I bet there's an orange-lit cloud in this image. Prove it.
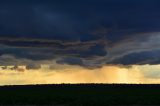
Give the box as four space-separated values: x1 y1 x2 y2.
1 64 160 85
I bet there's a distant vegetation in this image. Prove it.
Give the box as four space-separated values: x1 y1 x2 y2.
0 84 160 105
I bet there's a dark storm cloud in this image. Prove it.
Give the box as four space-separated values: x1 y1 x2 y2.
0 0 160 67
1 0 160 39
109 50 160 65
57 57 83 65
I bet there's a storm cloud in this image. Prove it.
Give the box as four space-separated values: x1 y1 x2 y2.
0 0 160 68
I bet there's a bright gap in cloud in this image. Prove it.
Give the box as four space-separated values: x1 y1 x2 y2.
0 64 160 85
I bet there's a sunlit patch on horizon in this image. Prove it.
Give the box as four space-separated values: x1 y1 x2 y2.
1 64 160 85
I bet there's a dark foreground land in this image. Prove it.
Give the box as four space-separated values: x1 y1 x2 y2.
0 84 160 105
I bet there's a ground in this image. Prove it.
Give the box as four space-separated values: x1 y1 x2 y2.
0 84 160 105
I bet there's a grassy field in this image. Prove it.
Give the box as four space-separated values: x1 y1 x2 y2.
0 84 160 105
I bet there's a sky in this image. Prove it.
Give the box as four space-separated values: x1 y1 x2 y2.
1 0 160 85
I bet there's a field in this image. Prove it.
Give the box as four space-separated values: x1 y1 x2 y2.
0 84 160 105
